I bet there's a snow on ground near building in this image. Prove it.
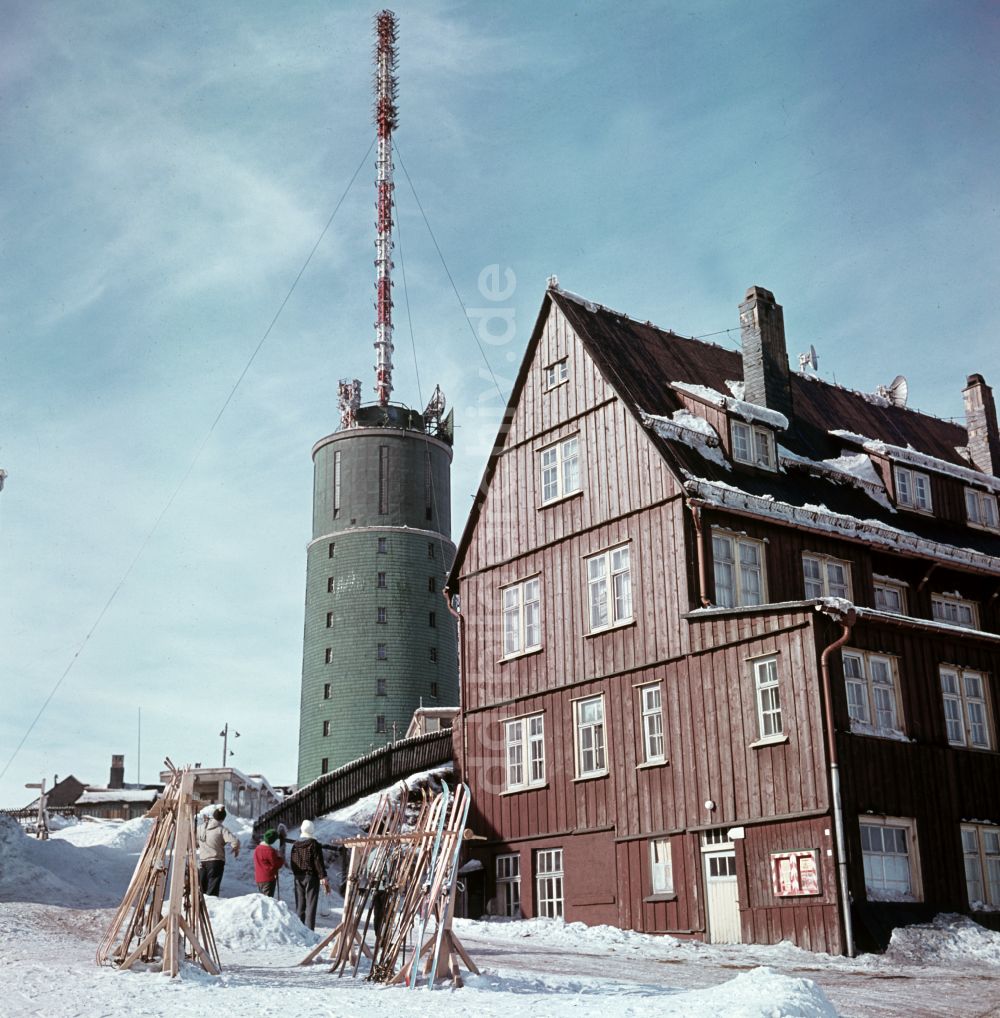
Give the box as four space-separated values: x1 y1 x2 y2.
4 784 1000 1018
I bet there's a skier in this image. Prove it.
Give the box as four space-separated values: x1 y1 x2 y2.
253 828 284 897
198 806 240 896
290 819 330 929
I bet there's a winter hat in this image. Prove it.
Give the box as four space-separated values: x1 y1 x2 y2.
300 819 315 839
213 807 227 822
263 829 278 845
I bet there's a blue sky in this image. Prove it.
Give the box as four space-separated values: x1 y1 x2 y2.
1 0 998 804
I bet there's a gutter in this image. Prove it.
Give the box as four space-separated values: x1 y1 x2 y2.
817 606 857 958
443 586 467 783
686 499 713 607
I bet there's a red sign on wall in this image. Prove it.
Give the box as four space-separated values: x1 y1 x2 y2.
770 850 821 897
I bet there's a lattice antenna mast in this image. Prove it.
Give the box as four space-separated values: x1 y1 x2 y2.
373 10 398 407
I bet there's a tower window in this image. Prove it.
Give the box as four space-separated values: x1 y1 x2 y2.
327 576 335 593
429 611 436 628
328 542 336 558
377 643 387 660
333 450 342 518
378 536 388 554
326 612 334 628
428 542 435 559
429 647 438 662
322 720 331 737
378 445 389 515
376 678 387 696
377 607 387 624
431 681 439 698
428 576 436 593
424 449 433 522
324 648 333 664
377 571 387 589
376 715 386 734
323 682 332 699
321 758 329 774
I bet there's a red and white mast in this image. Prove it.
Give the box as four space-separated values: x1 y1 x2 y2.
373 9 398 407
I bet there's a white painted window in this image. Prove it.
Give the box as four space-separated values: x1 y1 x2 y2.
504 713 545 791
802 553 852 600
650 838 674 895
873 577 907 614
535 848 564 918
587 544 633 631
966 488 999 530
932 593 979 630
961 824 1000 909
860 817 921 901
939 666 992 749
501 577 541 657
540 436 581 504
574 695 607 777
842 649 903 737
544 358 569 389
640 683 665 763
333 450 342 518
752 656 783 739
730 420 776 470
712 531 765 607
495 854 521 917
894 465 932 512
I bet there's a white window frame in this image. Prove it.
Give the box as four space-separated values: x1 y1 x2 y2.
894 465 932 512
939 666 993 749
961 824 1000 909
649 838 674 895
504 713 546 791
841 649 904 737
639 683 665 764
712 531 766 608
501 576 541 658
495 853 522 917
730 419 776 470
873 576 907 615
535 848 564 919
752 655 784 743
931 593 979 630
544 357 569 390
539 435 581 505
859 816 922 902
573 694 608 778
586 544 633 632
802 553 853 600
966 488 999 531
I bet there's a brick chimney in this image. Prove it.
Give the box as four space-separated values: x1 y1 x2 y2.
109 754 125 790
739 286 792 421
962 374 1000 477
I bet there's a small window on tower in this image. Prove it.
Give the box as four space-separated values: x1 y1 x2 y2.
322 720 331 737
377 643 387 660
321 758 329 774
377 607 387 624
378 445 389 515
323 682 332 699
429 611 436 628
328 542 336 558
431 681 439 698
377 536 388 554
376 715 387 734
429 647 438 662
324 648 333 664
326 612 334 628
376 678 387 696
428 543 436 559
333 450 342 518
327 576 335 593
428 576 436 593
377 571 387 589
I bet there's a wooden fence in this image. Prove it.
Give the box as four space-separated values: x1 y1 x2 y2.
251 728 454 842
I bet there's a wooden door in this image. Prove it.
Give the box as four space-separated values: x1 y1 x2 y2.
704 849 741 943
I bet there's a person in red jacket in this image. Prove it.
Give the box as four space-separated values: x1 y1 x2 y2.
253 829 284 897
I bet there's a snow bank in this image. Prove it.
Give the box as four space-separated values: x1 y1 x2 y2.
52 816 153 853
880 914 1000 967
205 894 321 951
662 967 837 1017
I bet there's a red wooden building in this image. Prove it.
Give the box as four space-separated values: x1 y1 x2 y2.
448 281 1000 953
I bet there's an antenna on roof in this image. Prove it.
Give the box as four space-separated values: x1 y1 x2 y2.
798 344 818 373
876 374 909 408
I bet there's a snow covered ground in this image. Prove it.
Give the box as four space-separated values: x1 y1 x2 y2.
3 801 1000 1018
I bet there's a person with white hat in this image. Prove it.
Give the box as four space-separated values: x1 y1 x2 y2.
290 819 330 929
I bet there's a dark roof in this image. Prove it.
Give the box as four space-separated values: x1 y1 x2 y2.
450 287 999 584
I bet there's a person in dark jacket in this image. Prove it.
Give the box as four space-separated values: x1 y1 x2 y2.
290 819 330 929
253 829 284 897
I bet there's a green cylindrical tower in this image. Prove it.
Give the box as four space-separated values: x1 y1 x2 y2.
297 403 457 784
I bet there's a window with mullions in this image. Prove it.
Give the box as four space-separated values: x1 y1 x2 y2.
873 577 907 614
574 695 607 777
752 656 783 740
639 683 665 763
730 420 776 470
932 593 979 630
802 553 852 600
712 531 765 607
894 465 932 512
540 436 581 504
940 666 992 749
842 649 903 737
544 358 569 389
860 817 921 901
587 544 633 632
504 714 545 791
966 488 999 530
535 848 564 919
501 577 541 657
495 854 521 917
962 824 1000 909
649 838 674 895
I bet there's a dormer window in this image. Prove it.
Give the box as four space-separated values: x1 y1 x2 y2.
731 420 775 470
894 466 932 512
544 358 569 390
966 488 999 531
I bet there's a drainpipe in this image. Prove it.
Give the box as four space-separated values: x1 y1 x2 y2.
686 500 712 608
916 561 938 592
443 587 466 781
818 607 857 957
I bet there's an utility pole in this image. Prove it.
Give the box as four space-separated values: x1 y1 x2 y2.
219 722 240 767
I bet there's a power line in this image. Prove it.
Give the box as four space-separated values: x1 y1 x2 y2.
0 140 375 785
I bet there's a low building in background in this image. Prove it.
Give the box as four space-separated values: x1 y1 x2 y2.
158 764 282 819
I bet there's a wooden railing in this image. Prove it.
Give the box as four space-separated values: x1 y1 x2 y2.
251 728 454 842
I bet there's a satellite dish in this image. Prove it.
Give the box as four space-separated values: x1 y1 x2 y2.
798 344 818 373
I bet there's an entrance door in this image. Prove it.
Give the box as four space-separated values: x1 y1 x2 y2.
702 829 741 944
